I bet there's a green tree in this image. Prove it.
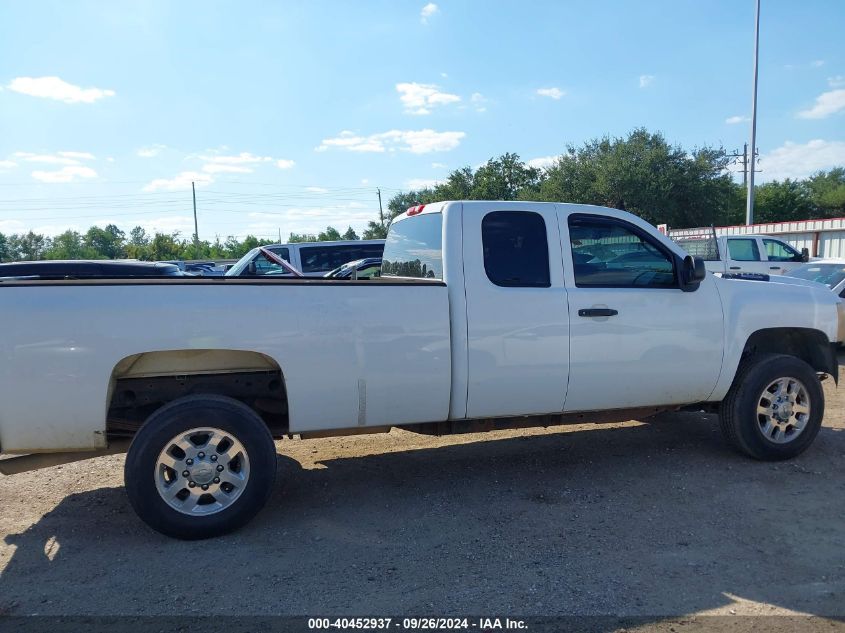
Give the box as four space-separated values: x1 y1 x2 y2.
288 233 318 243
46 230 93 260
342 226 359 240
536 129 737 228
471 153 542 200
317 226 342 241
85 224 126 259
147 232 185 261
16 231 50 260
806 168 845 216
0 232 9 262
753 179 816 223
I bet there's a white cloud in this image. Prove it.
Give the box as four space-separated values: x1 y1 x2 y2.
361 178 369 185
31 165 98 183
0 160 17 169
276 159 296 169
202 163 252 174
58 151 95 160
396 82 460 115
199 151 272 165
420 2 439 24
759 139 845 181
137 144 167 158
536 87 564 100
797 89 845 119
639 75 656 88
143 171 213 192
13 151 78 165
527 155 559 170
811 60 825 68
317 129 465 154
829 75 845 88
432 162 447 169
470 92 487 112
407 178 440 190
106 157 115 163
306 186 328 193
725 115 750 124
7 76 115 104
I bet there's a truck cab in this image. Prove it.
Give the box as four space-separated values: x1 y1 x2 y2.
672 233 809 276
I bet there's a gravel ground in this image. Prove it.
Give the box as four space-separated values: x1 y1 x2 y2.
1 363 844 626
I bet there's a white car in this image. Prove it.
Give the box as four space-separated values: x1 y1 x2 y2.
784 259 845 299
673 234 809 276
0 201 842 538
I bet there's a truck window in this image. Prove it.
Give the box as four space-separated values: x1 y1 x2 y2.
382 213 443 279
482 211 550 288
763 239 800 262
297 244 384 273
727 238 760 261
568 216 675 288
253 247 291 275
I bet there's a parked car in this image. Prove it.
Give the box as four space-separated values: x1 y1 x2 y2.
225 239 384 278
324 257 382 279
0 260 184 278
784 259 845 299
671 234 809 275
0 201 841 539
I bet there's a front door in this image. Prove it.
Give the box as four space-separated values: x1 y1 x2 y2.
463 204 570 418
563 212 724 412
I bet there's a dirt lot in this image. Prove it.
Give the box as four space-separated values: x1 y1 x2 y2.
1 363 844 625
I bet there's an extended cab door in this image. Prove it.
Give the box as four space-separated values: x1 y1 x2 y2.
725 237 768 274
562 211 724 411
463 203 570 418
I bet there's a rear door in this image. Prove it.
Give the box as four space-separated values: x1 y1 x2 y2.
725 237 768 274
563 211 723 411
463 204 570 418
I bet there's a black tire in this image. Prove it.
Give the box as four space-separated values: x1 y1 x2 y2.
719 353 824 461
124 395 276 539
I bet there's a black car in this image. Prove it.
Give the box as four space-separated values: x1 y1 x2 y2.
0 260 185 279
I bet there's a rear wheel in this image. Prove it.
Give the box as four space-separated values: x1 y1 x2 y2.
124 395 276 539
719 353 824 460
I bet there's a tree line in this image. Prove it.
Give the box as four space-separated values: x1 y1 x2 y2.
0 222 361 263
2 129 844 262
363 129 845 238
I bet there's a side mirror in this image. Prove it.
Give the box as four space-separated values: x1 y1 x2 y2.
247 261 257 275
681 255 706 290
801 247 810 263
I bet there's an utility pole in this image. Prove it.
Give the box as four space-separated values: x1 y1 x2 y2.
377 188 384 228
726 142 761 186
746 0 761 225
278 228 282 243
192 181 200 258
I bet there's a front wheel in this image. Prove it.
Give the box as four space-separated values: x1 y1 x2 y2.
124 395 277 539
719 353 825 460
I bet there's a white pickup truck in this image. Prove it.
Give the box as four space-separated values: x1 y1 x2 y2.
672 233 810 276
1 201 842 539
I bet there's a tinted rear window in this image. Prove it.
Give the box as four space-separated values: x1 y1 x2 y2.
299 244 384 273
382 213 443 279
482 211 550 287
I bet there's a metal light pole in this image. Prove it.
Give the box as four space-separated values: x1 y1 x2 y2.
746 0 761 225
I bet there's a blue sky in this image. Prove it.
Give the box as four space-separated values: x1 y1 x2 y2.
1 0 844 240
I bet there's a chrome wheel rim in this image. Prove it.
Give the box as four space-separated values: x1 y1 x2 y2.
155 427 250 516
756 377 811 444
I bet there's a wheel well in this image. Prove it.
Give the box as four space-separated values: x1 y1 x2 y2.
742 328 838 383
106 350 289 440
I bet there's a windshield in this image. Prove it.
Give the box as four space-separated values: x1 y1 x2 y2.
786 263 845 288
